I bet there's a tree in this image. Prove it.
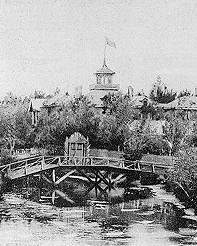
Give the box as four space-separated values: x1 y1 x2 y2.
124 123 170 160
163 117 189 154
33 90 46 99
168 148 197 212
96 114 127 150
101 92 134 123
35 95 100 154
150 76 176 104
0 101 32 155
178 89 191 98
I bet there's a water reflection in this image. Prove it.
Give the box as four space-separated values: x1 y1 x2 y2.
0 192 197 245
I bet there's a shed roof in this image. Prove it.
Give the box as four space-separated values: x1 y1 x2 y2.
68 132 88 143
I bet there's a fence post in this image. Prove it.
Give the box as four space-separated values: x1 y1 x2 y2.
152 164 155 173
137 161 141 170
24 160 28 175
41 156 45 170
58 157 61 166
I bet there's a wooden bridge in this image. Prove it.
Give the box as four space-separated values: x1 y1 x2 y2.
0 133 174 205
0 155 173 205
0 155 173 180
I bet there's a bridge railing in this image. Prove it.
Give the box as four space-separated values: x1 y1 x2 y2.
125 159 174 173
0 155 174 179
0 155 125 177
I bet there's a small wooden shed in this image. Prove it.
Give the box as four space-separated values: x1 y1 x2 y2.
64 132 89 158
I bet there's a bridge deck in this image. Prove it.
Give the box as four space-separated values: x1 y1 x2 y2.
0 155 174 180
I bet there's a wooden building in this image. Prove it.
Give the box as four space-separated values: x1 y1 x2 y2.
87 59 120 108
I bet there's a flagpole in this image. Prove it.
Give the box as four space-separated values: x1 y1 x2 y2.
104 40 107 66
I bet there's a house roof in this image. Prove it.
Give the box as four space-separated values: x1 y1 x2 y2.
68 132 88 143
44 93 71 107
160 96 197 110
28 93 71 112
95 60 115 75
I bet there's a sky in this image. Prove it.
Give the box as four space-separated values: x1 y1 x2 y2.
0 0 197 98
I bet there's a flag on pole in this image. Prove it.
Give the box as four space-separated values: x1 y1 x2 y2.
105 37 116 48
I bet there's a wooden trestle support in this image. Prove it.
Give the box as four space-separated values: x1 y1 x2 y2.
14 167 128 205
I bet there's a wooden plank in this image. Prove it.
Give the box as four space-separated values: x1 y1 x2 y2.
55 170 76 185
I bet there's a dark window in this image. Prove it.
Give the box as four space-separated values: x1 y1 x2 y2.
71 143 75 150
77 143 83 150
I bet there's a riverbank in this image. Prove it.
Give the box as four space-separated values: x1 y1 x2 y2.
148 184 197 232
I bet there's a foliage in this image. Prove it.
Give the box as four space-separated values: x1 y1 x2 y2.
163 117 189 154
140 100 155 118
0 149 16 166
101 92 134 121
0 99 33 155
178 89 191 98
35 93 136 154
150 76 176 103
96 113 127 150
0 87 195 161
33 90 46 99
124 123 169 160
168 148 197 209
35 95 101 154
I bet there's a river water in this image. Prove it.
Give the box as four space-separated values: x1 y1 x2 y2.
0 186 197 246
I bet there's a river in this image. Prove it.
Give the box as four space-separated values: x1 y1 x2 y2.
0 186 197 246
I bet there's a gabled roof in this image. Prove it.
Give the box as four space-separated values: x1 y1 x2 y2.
96 64 115 74
44 93 70 107
95 60 115 75
28 93 71 112
68 132 88 143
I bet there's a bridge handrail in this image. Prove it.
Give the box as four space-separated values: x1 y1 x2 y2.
138 160 174 166
0 155 174 177
124 159 174 165
0 156 173 168
0 155 125 170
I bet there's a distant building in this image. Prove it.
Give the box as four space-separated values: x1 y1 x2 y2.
28 98 45 126
130 95 152 109
87 59 120 108
159 95 197 120
28 92 70 126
